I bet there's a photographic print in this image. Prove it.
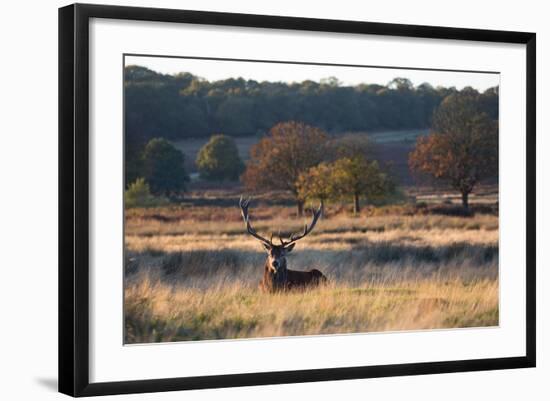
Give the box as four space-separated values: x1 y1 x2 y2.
123 55 499 344
59 6 535 395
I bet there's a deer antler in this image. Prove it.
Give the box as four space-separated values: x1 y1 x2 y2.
239 197 273 246
282 204 322 247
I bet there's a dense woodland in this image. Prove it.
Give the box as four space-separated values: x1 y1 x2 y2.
124 65 498 140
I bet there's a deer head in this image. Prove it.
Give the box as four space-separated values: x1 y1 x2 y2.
239 197 322 275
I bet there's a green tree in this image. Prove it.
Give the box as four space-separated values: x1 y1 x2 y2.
331 156 392 214
296 163 335 217
196 134 244 181
388 77 414 92
409 89 498 211
142 138 189 195
242 121 329 216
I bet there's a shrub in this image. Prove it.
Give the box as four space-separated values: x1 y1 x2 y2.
125 178 168 208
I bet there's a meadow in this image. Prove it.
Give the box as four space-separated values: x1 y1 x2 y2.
124 189 499 343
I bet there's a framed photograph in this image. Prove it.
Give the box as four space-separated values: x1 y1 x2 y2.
58 3 536 397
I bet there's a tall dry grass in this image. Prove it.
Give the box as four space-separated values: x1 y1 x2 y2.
125 277 498 343
124 202 499 343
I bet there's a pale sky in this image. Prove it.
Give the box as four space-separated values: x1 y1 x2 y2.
125 55 500 91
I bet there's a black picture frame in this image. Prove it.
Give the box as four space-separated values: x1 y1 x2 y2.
59 3 536 397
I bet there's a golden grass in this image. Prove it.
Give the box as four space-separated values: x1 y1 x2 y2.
124 203 499 343
125 209 498 237
126 227 497 253
125 277 498 343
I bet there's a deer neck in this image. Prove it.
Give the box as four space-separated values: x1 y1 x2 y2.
264 258 288 288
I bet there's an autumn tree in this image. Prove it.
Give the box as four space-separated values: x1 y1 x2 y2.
331 156 392 214
196 134 244 181
296 163 335 217
409 89 498 211
242 121 329 216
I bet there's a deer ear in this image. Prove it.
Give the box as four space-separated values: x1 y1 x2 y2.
285 243 296 253
262 242 271 251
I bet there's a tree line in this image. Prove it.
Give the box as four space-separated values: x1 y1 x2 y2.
124 65 498 178
125 66 498 140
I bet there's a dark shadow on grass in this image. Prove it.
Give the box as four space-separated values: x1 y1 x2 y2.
126 241 498 284
427 203 498 217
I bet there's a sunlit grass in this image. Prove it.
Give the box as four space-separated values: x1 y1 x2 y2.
124 202 499 343
125 276 498 343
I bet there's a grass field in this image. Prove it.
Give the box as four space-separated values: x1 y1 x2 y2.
124 193 499 343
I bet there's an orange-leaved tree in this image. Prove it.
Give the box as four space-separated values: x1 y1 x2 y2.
409 89 498 211
241 121 329 216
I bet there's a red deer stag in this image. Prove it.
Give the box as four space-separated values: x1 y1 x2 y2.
239 197 327 292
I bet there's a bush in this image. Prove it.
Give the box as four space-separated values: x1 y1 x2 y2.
125 178 168 208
